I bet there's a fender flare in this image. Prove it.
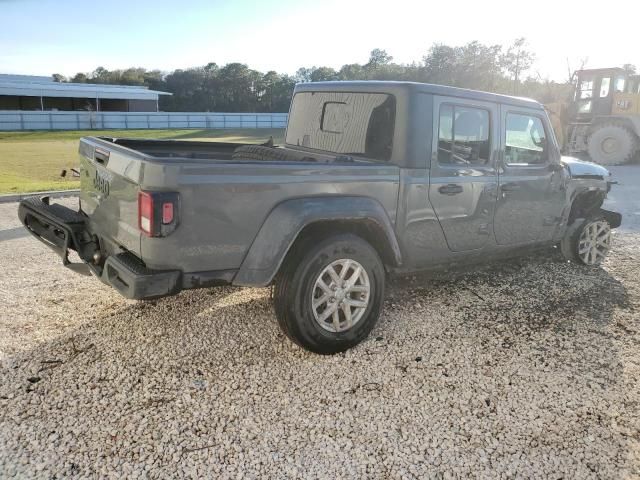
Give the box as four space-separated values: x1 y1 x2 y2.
233 196 402 287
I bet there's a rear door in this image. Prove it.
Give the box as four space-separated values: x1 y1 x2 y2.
428 96 499 252
493 106 567 245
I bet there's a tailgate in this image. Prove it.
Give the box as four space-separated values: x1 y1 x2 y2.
79 138 142 256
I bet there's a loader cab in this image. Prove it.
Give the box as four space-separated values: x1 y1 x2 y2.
570 68 628 121
611 74 640 116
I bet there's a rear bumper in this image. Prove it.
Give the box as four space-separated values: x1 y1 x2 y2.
18 195 90 270
18 196 181 300
101 252 181 299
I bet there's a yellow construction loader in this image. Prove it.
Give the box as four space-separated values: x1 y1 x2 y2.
564 67 640 165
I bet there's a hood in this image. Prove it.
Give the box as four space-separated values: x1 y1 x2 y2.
561 156 611 179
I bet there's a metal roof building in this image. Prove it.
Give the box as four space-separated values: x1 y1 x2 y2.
0 74 171 112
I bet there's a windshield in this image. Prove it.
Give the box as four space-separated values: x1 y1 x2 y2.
286 91 396 161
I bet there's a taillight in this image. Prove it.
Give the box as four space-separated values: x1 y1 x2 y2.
162 202 174 224
138 191 154 235
138 191 179 237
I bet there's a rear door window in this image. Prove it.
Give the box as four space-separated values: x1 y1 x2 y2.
286 92 396 161
437 105 491 165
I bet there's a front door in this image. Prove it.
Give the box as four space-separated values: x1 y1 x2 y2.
428 96 499 252
493 106 567 245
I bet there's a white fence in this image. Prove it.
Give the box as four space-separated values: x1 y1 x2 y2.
0 111 288 131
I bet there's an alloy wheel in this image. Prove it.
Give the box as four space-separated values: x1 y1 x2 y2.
311 259 371 333
578 220 611 265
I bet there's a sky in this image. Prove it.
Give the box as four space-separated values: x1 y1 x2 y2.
1 0 637 82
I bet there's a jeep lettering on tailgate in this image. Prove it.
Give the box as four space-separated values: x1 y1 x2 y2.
93 169 111 198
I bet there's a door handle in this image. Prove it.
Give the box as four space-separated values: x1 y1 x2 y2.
501 183 520 192
438 184 463 195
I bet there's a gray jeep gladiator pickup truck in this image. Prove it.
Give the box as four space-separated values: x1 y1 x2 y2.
19 81 622 354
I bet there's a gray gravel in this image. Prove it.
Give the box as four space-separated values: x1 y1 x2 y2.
606 165 640 233
1 199 639 478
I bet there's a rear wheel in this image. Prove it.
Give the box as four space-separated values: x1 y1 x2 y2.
273 234 385 354
561 216 612 265
587 124 637 166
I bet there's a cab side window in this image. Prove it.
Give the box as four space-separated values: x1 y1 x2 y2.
438 105 490 165
504 113 548 165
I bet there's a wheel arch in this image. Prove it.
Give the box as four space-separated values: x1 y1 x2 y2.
565 189 621 229
567 189 606 225
233 196 402 287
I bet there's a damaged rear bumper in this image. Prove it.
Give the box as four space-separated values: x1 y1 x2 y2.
102 252 181 299
18 195 91 272
17 196 180 299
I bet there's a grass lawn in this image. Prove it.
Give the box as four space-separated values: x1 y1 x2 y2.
0 128 285 194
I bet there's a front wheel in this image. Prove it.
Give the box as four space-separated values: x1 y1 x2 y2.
561 216 613 265
273 234 385 354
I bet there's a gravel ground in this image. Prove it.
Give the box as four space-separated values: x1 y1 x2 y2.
1 199 639 478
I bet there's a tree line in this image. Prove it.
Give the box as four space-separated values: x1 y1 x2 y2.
51 39 624 112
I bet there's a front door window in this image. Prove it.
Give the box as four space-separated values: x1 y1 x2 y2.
505 114 548 165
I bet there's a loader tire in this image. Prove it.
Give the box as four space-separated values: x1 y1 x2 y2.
587 124 637 166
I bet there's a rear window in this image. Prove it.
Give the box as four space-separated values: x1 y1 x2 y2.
285 92 396 161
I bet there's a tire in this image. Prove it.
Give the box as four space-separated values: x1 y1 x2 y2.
232 145 313 162
273 234 385 354
587 124 637 166
560 215 612 265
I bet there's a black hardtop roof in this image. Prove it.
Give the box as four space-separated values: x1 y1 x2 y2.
294 80 543 110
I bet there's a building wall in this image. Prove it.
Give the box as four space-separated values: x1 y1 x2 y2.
0 95 159 112
43 97 74 110
43 97 98 111
0 95 42 110
99 99 128 111
0 95 20 109
126 99 157 112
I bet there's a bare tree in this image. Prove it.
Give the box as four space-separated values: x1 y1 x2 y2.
566 57 588 85
502 38 535 94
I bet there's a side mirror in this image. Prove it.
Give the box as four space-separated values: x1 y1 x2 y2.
548 162 564 173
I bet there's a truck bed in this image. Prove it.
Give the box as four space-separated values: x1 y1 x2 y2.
77 136 400 278
96 137 241 160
